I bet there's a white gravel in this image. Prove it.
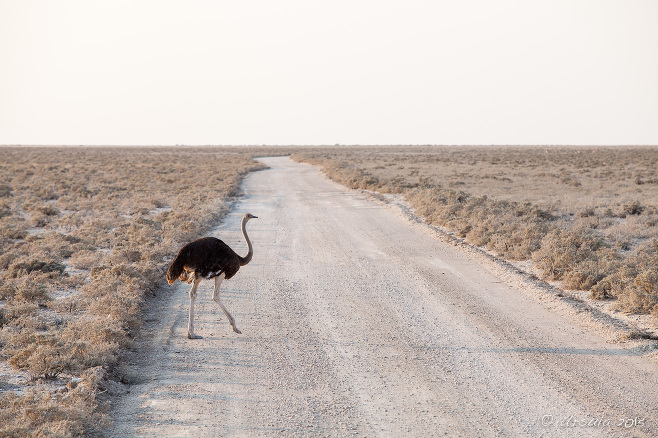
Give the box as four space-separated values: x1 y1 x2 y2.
104 156 658 437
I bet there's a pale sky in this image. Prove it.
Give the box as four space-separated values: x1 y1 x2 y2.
1 1 657 146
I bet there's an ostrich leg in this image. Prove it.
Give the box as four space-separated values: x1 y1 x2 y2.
188 277 203 339
213 273 242 334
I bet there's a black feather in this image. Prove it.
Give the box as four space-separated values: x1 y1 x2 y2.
167 237 242 284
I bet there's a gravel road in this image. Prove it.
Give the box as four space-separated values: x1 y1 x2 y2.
105 156 658 437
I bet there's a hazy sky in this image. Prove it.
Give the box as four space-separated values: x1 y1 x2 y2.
1 1 657 145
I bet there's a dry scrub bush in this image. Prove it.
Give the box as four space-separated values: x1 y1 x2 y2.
0 367 108 437
531 229 619 290
0 146 272 436
0 276 51 304
66 250 103 270
405 187 553 260
592 241 658 314
293 146 658 314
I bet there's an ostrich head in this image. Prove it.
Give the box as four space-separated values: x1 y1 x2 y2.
244 212 258 221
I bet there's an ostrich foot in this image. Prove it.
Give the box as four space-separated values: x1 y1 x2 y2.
232 326 242 334
187 332 203 339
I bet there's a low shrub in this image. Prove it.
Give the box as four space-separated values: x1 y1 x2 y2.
622 200 645 216
0 369 109 437
4 259 66 279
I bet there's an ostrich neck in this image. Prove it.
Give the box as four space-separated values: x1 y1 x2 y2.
238 218 253 266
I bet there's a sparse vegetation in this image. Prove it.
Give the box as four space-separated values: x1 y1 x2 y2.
0 146 275 437
2 145 657 435
292 146 658 316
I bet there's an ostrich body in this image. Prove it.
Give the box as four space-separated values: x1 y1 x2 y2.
166 213 257 338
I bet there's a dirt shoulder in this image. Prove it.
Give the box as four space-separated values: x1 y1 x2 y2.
105 157 658 437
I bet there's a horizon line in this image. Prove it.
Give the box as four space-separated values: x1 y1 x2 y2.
2 144 658 148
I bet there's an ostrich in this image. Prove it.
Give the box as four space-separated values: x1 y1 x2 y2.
166 212 257 338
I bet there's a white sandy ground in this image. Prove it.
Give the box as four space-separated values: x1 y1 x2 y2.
102 157 658 437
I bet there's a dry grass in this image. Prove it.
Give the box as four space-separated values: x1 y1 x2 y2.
3 145 656 434
292 146 658 316
0 146 280 437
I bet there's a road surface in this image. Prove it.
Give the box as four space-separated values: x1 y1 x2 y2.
105 156 658 437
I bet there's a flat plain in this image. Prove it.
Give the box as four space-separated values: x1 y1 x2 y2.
1 146 657 436
293 146 658 315
107 156 658 437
